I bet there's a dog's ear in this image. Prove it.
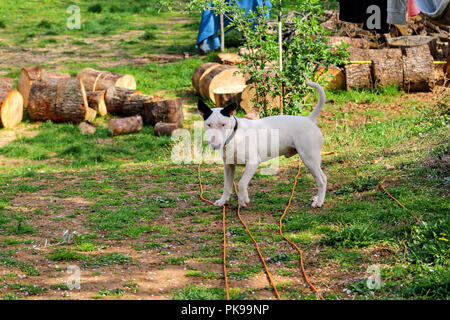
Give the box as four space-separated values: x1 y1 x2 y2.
197 99 212 120
220 101 238 117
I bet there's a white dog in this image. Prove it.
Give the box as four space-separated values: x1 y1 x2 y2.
198 81 327 208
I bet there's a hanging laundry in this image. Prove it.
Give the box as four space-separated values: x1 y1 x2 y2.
387 0 407 25
339 0 390 33
363 0 390 34
408 0 421 17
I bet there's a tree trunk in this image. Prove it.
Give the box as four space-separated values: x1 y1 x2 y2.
369 48 404 88
108 115 143 136
403 45 435 92
104 86 155 116
87 91 107 116
345 47 372 90
199 65 246 101
18 66 70 108
192 62 221 93
154 122 178 136
0 88 23 129
141 98 183 126
28 77 88 123
77 68 136 91
213 85 247 107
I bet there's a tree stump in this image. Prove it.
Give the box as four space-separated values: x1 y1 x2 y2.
104 86 155 116
108 115 143 136
192 62 221 94
217 52 244 65
315 66 346 91
345 47 372 90
77 68 136 92
0 77 13 91
369 48 404 88
402 45 435 92
28 77 88 124
240 84 281 114
87 91 107 116
0 87 23 129
199 65 246 101
141 98 183 126
213 85 247 108
154 122 179 136
18 66 70 108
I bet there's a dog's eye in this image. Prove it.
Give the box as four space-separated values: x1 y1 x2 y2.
207 123 211 127
221 124 225 127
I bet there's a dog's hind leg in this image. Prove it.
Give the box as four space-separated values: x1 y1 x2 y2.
295 141 327 208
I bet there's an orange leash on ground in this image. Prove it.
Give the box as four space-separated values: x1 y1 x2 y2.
279 161 325 300
378 182 421 223
232 182 282 300
197 164 230 300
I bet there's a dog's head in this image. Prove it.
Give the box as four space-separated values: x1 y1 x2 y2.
198 99 238 150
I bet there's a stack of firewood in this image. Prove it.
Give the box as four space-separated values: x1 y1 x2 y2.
0 66 184 135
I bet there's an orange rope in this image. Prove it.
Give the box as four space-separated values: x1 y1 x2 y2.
379 182 421 223
232 183 282 300
197 164 230 300
279 161 325 300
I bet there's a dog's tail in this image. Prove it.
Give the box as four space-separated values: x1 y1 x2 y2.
306 80 326 123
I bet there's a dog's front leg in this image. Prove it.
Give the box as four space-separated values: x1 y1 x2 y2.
237 163 258 207
214 164 235 206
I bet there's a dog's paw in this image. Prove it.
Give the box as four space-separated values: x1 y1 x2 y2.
238 194 250 207
310 195 323 208
214 198 227 207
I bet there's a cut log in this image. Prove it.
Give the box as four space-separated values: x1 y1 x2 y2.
240 84 281 114
217 52 244 65
17 66 70 108
141 98 183 126
403 45 435 92
87 91 107 116
213 85 247 108
446 55 450 78
104 86 155 116
108 115 143 136
154 122 179 136
345 47 372 90
315 66 346 91
192 62 221 94
0 77 13 91
199 65 246 101
369 48 403 87
28 77 88 123
0 88 23 129
77 68 136 92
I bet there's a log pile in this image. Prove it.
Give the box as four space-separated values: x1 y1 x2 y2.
1 65 184 136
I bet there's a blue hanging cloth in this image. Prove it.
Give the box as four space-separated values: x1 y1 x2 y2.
196 0 273 53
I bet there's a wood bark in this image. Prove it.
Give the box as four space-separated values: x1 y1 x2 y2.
77 68 136 92
402 45 435 92
192 62 221 93
199 65 246 101
28 77 88 123
18 66 70 108
345 47 372 90
154 122 179 136
369 48 404 87
213 85 247 107
104 86 155 116
87 91 107 116
141 98 183 126
0 88 23 129
108 115 143 136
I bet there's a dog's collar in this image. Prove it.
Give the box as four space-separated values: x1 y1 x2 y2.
223 116 238 147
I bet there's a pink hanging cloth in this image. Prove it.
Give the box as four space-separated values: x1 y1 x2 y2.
408 0 421 17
